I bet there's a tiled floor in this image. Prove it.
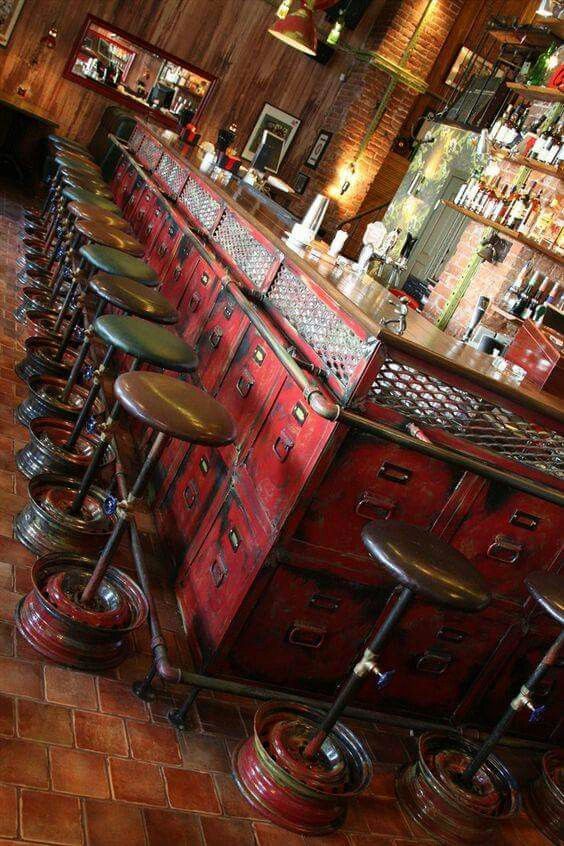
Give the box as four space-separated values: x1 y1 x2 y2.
0 182 553 845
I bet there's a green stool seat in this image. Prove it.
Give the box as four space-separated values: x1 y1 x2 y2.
62 175 113 199
115 372 236 446
55 153 100 173
75 220 144 256
526 572 564 626
60 164 107 185
89 274 178 324
62 187 120 213
94 315 198 372
80 244 158 285
49 134 91 154
68 202 128 230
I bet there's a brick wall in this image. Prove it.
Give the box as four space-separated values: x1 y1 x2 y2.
291 0 465 233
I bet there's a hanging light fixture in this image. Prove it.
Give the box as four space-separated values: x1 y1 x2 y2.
276 0 293 19
268 2 318 56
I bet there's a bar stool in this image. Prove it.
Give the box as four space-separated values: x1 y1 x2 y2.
16 371 236 671
15 314 198 555
17 273 178 426
397 570 563 844
233 521 491 836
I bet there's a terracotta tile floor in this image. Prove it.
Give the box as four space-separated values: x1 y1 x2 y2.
0 182 553 845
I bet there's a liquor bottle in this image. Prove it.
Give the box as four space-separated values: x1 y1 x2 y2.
511 270 542 317
490 106 513 144
527 276 550 321
501 259 533 310
527 42 558 86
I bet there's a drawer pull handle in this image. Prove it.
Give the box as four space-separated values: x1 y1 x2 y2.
437 627 466 643
188 293 201 312
309 594 341 613
236 370 254 398
228 527 240 551
356 492 395 521
172 266 181 282
200 273 209 287
273 430 294 462
292 403 307 426
416 650 453 674
378 462 412 484
210 557 228 588
223 304 234 319
510 511 540 531
183 481 197 509
287 623 326 649
254 345 266 364
487 535 523 564
157 244 167 258
209 327 223 349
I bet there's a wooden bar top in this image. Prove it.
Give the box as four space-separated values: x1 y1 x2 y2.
131 124 564 425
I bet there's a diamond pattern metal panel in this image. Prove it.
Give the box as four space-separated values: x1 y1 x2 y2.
266 265 370 386
178 177 221 230
155 153 188 199
369 359 564 480
214 210 276 288
137 135 163 172
129 126 145 152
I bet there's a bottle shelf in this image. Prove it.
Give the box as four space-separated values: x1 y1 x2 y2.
442 200 564 266
491 146 563 180
506 82 564 104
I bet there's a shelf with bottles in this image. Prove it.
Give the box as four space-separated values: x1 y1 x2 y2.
491 146 563 179
443 201 564 266
496 260 562 327
488 98 564 171
506 82 564 104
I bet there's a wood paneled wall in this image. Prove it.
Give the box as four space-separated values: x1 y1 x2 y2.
0 0 353 180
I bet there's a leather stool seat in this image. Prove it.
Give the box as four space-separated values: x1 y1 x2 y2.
525 572 564 626
115 371 236 446
68 202 128 230
49 134 91 154
94 314 197 372
62 187 120 213
89 274 178 324
361 521 490 612
62 176 114 199
55 149 99 169
55 153 100 174
75 220 144 256
80 244 157 285
60 165 107 185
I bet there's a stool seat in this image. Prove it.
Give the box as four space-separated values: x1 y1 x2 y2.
62 187 120 214
361 521 490 612
55 154 100 174
75 220 144 257
55 149 99 169
525 572 563 626
68 202 129 230
62 176 114 199
89 274 178 324
94 314 197 372
80 244 157 285
115 371 236 446
49 135 90 154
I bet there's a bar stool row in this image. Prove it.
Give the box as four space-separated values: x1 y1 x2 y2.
12 134 563 846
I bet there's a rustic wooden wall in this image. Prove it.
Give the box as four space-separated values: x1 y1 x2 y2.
0 0 354 181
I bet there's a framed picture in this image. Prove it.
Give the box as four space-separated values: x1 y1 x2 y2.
0 0 25 47
242 102 301 172
294 172 310 195
306 129 332 169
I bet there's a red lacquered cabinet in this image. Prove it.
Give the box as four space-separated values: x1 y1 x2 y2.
109 125 564 741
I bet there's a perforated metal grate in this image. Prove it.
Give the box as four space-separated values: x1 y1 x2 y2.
178 177 221 230
154 154 188 199
266 265 370 386
129 126 145 152
137 136 163 172
369 359 564 479
214 210 276 288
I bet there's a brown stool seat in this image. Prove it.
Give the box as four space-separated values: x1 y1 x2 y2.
525 572 564 626
55 153 101 174
68 202 129 230
361 521 490 612
59 164 107 185
89 274 178 324
115 372 236 446
49 134 91 155
74 220 144 257
62 186 120 214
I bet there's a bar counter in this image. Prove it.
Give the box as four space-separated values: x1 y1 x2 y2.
110 120 563 742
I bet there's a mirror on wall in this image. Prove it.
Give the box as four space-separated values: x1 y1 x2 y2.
63 15 217 129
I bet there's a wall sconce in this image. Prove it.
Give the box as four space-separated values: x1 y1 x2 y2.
340 161 356 195
327 11 345 45
40 23 58 50
276 0 293 18
407 172 425 197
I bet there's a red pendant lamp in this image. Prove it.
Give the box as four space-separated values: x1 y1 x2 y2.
268 0 339 56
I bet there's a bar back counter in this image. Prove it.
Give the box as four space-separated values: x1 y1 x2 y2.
110 121 563 743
